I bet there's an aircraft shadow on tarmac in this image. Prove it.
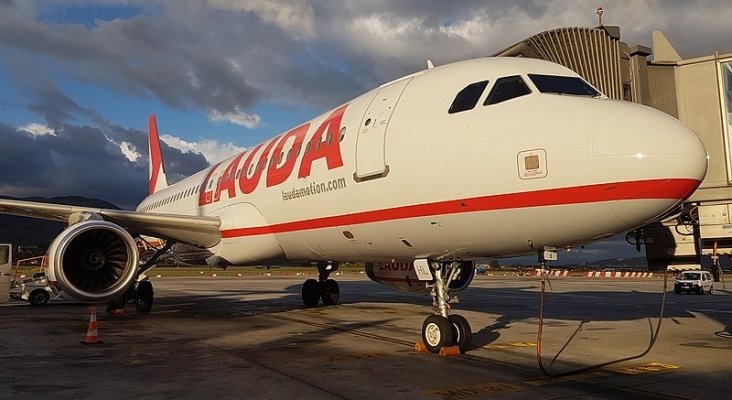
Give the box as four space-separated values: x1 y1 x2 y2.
137 279 732 354
11 278 731 392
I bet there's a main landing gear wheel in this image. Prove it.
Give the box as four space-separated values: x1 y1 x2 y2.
321 279 340 306
135 280 154 313
448 314 472 354
422 315 453 353
301 262 341 308
302 279 321 307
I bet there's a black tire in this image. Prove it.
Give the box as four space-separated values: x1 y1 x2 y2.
302 279 321 307
320 279 340 306
448 314 472 354
674 289 681 294
422 315 453 353
698 286 705 295
709 286 713 294
28 290 49 306
136 280 154 313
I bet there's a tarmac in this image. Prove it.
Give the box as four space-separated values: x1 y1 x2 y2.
1 274 731 399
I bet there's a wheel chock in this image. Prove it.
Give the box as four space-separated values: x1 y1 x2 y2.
439 346 461 357
108 308 125 316
414 342 428 352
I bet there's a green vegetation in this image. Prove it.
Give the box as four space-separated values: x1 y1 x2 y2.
12 264 367 278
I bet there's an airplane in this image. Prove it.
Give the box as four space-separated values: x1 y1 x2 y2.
0 57 707 354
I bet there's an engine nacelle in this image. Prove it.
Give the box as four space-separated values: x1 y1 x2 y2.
365 260 475 294
47 220 139 302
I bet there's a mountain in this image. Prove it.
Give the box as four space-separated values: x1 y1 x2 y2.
0 196 120 248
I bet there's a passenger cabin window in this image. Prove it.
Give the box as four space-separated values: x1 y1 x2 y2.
484 75 531 105
448 80 489 114
528 74 600 97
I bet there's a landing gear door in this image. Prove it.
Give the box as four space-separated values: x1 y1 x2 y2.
355 78 413 181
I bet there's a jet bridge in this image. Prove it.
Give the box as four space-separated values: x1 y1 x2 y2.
496 25 732 278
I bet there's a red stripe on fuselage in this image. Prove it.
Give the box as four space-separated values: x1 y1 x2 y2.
220 178 700 239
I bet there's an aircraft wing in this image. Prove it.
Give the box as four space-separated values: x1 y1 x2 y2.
0 199 221 248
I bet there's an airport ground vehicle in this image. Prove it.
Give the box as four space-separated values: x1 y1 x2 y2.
10 274 59 305
674 270 714 294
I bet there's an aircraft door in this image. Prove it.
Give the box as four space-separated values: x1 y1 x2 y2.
355 78 413 181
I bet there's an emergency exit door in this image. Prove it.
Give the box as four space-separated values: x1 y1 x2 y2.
355 77 413 181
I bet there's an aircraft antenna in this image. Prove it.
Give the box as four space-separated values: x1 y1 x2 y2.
596 6 604 26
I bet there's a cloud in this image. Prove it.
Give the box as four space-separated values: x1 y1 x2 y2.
208 108 261 129
160 134 245 164
0 122 209 208
117 141 141 162
17 122 55 136
2 0 731 125
206 0 315 39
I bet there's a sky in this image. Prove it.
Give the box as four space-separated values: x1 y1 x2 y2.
1 0 731 264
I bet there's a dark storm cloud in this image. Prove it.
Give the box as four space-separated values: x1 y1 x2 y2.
312 0 732 82
25 81 108 129
0 4 261 116
0 123 208 208
2 1 731 118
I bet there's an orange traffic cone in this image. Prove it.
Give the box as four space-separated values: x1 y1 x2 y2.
81 306 103 344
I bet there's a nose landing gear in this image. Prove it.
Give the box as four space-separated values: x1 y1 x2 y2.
420 261 472 354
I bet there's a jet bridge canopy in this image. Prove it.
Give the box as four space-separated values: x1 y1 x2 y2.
493 26 626 100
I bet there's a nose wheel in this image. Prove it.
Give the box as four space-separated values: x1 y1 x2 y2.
422 315 452 352
301 262 340 307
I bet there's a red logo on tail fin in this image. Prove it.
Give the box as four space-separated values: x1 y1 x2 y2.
148 114 167 195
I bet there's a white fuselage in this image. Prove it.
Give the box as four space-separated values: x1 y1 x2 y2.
136 58 707 265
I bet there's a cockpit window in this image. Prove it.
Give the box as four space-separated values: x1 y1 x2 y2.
528 74 601 97
484 75 531 105
448 80 489 114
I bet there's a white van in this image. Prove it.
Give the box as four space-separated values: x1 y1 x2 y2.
674 270 713 295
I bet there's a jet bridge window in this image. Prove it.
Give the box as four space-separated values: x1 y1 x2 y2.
484 75 531 105
448 80 489 114
528 74 600 97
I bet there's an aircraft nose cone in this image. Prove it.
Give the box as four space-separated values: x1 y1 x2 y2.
593 104 708 226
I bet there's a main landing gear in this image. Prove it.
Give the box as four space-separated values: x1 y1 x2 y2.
301 262 340 307
106 240 175 314
421 261 472 354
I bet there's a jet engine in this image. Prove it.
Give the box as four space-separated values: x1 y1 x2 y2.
365 260 475 294
46 220 139 302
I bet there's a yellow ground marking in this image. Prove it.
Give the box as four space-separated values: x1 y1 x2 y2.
327 352 391 362
483 341 537 350
615 362 680 375
427 382 524 400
